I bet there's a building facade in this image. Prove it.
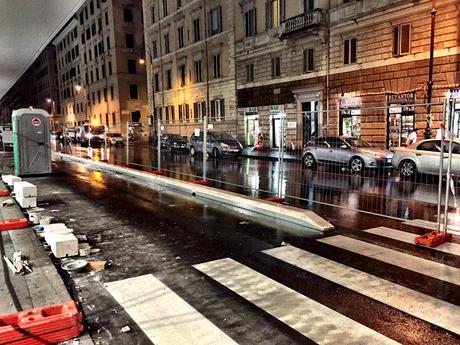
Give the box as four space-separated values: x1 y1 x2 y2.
0 45 61 126
142 0 238 139
236 0 460 149
53 0 148 137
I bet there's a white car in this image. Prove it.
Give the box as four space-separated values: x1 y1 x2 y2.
391 138 460 178
108 133 125 146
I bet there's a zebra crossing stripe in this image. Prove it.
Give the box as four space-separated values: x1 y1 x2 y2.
264 245 460 336
105 274 238 345
194 258 399 345
318 235 460 286
364 227 460 257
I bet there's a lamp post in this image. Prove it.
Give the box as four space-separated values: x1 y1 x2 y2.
139 50 156 141
424 0 437 139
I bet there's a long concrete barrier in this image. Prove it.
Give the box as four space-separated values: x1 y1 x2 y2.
53 152 334 232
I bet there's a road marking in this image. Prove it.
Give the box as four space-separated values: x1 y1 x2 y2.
264 245 460 336
365 226 460 256
105 274 238 345
318 235 460 286
194 258 399 345
403 219 460 234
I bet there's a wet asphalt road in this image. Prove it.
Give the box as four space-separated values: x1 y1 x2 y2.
23 159 460 344
57 141 460 226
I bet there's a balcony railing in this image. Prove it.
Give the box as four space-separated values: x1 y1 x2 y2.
280 9 325 38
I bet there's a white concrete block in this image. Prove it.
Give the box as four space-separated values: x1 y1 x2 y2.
48 232 78 258
2 175 21 186
43 223 72 244
13 181 37 197
16 196 36 208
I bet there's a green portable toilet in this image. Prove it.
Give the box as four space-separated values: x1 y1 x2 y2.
12 108 52 176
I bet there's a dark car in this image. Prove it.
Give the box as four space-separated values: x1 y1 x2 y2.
189 131 243 158
160 134 189 152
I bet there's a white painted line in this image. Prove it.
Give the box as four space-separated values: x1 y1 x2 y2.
264 245 460 336
365 226 460 257
194 258 399 345
105 274 238 345
318 235 460 286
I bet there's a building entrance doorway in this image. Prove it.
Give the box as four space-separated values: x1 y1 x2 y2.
302 101 318 145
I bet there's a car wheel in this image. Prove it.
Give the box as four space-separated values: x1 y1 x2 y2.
350 157 365 174
190 146 196 157
212 148 220 159
399 160 417 179
303 153 316 170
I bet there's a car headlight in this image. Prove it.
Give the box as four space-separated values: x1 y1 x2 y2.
87 133 93 139
220 143 229 148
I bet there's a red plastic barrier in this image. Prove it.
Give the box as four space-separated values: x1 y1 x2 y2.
415 231 453 248
0 218 29 231
0 190 10 196
193 180 209 186
262 197 286 204
0 300 83 345
148 170 164 175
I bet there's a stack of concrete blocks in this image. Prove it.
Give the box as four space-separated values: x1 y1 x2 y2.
1 175 22 186
13 181 37 208
43 223 78 258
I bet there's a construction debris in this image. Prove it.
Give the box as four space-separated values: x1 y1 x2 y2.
120 326 131 333
3 251 32 274
87 261 107 271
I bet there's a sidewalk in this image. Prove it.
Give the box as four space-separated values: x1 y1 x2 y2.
242 147 301 161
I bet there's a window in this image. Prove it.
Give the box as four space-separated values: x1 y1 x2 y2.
154 73 160 91
90 70 94 83
81 33 85 44
195 60 202 82
179 64 186 86
79 12 84 25
193 101 206 122
208 6 222 36
103 88 107 101
177 0 182 9
129 84 138 99
271 56 281 77
213 54 221 78
89 1 94 15
193 18 201 42
96 67 99 80
178 104 190 122
91 22 96 36
266 0 284 29
97 90 101 103
246 63 254 82
110 86 114 100
152 40 158 58
94 45 98 58
343 38 357 64
162 0 168 17
303 48 314 72
108 61 112 75
89 49 92 61
106 36 111 50
166 69 172 89
124 8 133 22
85 6 88 20
86 28 91 40
128 59 137 74
244 9 256 37
393 23 411 56
211 99 224 121
112 112 116 125
151 5 155 24
304 0 314 12
178 27 184 49
126 34 135 48
164 33 170 53
105 12 109 25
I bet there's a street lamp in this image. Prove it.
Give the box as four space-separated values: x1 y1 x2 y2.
46 98 56 130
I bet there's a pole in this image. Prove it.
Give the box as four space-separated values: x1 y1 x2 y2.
443 98 454 233
126 121 129 165
203 115 207 181
436 100 447 232
157 118 161 171
278 114 285 198
424 0 436 139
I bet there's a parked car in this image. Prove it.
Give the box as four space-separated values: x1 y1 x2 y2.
302 136 393 173
160 134 188 152
189 131 243 158
392 138 460 179
77 124 106 147
108 133 124 146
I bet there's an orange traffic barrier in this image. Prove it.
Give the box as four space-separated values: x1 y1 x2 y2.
0 190 10 196
262 197 286 204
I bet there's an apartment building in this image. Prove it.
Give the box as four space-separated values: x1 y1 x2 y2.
54 0 148 137
142 0 237 138
0 45 60 126
236 0 460 149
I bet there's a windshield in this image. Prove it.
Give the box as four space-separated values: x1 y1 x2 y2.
91 125 105 134
343 137 372 148
210 132 235 141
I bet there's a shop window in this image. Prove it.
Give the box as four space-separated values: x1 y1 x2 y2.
340 108 361 137
393 23 411 56
343 38 357 65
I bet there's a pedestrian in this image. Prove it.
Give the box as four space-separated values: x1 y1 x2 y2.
406 128 418 145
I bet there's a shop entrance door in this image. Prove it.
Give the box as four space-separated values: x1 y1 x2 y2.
245 115 259 146
302 101 318 145
387 106 415 148
272 117 282 148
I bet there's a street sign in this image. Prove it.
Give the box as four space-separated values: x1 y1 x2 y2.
194 128 200 137
287 122 297 129
207 124 213 130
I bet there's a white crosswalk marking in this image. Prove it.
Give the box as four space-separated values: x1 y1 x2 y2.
365 226 460 256
105 274 238 345
264 245 460 336
318 235 460 286
194 258 399 345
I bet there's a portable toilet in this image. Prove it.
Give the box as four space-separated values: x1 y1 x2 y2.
12 108 52 176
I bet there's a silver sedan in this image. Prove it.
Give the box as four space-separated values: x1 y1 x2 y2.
391 138 460 178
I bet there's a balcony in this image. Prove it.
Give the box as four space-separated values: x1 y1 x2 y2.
280 9 326 39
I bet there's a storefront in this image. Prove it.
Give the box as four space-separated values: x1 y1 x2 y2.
243 107 259 146
301 101 319 144
269 105 285 148
387 92 415 148
339 96 362 137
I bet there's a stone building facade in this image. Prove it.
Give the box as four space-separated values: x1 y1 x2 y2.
142 0 238 139
53 0 148 137
236 0 460 149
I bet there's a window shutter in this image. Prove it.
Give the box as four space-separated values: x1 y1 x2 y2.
207 11 212 37
254 9 257 35
218 6 222 33
186 104 190 122
220 99 225 120
343 40 349 64
392 26 399 56
400 23 411 55
202 101 207 119
308 48 314 71
265 1 270 29
280 0 286 22
350 38 357 63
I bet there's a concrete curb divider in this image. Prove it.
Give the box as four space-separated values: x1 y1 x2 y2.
53 153 334 232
